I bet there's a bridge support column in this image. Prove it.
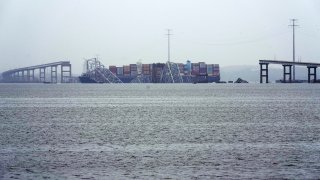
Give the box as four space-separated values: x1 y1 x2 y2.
20 71 23 82
22 71 25 82
32 69 35 82
16 72 20 82
260 63 269 83
283 65 292 83
25 70 28 82
27 70 30 82
61 64 71 83
28 69 34 82
40 68 46 82
13 72 17 81
11 73 15 81
17 71 21 82
307 66 317 83
51 66 58 83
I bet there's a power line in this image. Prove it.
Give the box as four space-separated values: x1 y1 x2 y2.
174 30 289 46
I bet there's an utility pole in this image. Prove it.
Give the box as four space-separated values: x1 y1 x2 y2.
289 19 298 81
166 29 172 62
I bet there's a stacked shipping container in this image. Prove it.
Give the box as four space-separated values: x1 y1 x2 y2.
123 65 130 76
116 67 123 75
199 62 207 75
207 64 213 76
109 66 117 75
130 64 138 76
142 64 152 75
105 61 219 82
213 64 220 76
191 63 200 75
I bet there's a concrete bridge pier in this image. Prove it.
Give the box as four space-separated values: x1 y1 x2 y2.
40 68 46 82
27 69 35 82
22 71 25 82
307 66 317 83
17 71 22 82
61 64 71 83
15 71 19 81
11 72 15 81
259 63 269 83
27 70 30 82
11 72 16 81
32 69 35 82
51 66 58 83
283 65 292 83
12 72 17 81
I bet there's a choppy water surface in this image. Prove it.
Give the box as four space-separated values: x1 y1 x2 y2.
0 83 320 179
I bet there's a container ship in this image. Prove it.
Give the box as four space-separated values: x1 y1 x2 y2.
79 60 220 83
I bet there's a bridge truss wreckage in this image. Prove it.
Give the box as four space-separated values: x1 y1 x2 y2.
130 75 152 83
82 58 123 83
79 59 210 84
130 61 192 83
160 61 184 83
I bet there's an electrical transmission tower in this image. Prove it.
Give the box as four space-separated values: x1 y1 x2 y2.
289 19 299 81
159 29 184 83
83 58 123 83
167 29 172 62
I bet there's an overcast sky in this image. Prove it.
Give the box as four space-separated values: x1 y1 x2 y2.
0 0 320 74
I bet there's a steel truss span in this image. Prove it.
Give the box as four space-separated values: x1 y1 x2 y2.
83 58 123 84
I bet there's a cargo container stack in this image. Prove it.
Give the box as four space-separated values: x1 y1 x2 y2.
213 64 220 77
191 63 200 76
130 64 138 77
116 67 123 76
123 65 130 76
207 64 213 76
109 66 117 75
199 62 207 75
142 64 151 75
81 60 219 83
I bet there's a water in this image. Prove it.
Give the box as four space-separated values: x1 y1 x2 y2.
0 83 320 179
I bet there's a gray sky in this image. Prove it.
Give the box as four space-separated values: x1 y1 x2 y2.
0 0 320 74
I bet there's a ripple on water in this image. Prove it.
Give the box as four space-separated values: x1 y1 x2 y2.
0 84 320 179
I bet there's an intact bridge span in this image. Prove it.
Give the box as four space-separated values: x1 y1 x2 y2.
1 61 72 83
259 60 320 83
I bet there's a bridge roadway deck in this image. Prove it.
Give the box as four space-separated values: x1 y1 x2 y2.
259 60 319 83
2 61 71 76
259 60 320 67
